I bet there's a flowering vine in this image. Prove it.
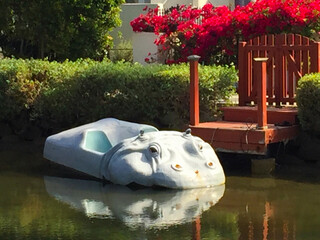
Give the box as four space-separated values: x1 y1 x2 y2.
131 0 320 65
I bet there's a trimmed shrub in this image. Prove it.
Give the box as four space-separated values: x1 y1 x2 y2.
296 73 320 135
110 41 133 63
0 59 237 134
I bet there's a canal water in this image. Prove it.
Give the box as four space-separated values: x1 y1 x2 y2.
1 140 320 240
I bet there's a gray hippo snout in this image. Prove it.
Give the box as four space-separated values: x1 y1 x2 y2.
102 131 225 189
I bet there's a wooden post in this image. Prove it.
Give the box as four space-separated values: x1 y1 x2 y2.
192 217 201 240
238 41 246 106
310 41 320 73
254 57 268 129
263 202 273 240
188 55 201 126
275 35 286 106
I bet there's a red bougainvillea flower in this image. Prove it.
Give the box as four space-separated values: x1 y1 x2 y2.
131 0 320 64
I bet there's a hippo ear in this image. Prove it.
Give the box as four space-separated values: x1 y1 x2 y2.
184 128 192 136
136 130 150 141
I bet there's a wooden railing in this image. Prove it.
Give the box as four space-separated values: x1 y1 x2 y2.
238 34 320 106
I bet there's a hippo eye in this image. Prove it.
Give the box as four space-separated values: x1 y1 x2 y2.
206 161 216 169
149 146 158 153
149 145 160 156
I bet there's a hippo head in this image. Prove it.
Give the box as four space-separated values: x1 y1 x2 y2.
100 130 225 189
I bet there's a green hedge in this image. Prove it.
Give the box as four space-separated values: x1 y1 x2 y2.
0 58 237 135
296 73 320 135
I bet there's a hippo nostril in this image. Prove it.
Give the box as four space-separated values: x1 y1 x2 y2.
175 164 181 169
171 163 183 171
206 161 216 169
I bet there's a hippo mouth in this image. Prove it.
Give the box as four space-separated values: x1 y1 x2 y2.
150 171 224 189
126 182 171 190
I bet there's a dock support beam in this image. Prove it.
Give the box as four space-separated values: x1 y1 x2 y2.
254 57 268 129
188 55 201 126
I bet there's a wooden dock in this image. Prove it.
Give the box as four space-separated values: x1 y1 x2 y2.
190 108 299 155
188 34 320 155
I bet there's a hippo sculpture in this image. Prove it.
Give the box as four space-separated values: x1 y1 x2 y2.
44 118 225 189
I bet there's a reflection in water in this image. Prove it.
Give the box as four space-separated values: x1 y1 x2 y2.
237 200 297 240
44 176 225 230
2 146 320 240
219 176 320 240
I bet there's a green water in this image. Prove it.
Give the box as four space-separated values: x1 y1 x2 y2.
1 144 320 240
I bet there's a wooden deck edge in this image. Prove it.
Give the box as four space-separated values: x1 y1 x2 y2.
190 122 299 155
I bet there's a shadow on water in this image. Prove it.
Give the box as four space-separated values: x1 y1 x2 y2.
218 149 320 185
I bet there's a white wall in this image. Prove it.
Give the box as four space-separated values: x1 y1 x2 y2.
151 0 193 8
132 32 161 65
151 0 233 9
206 0 234 9
111 3 159 46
